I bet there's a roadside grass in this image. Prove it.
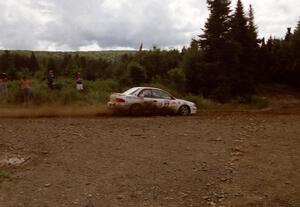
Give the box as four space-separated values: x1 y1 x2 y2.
0 78 270 117
2 79 120 105
184 95 270 111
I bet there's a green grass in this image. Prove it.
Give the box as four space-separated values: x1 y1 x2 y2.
184 94 270 111
0 77 270 116
1 78 121 105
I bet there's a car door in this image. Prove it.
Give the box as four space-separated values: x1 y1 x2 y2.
151 89 174 111
138 89 156 111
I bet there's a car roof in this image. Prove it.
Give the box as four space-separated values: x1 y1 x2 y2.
136 87 165 91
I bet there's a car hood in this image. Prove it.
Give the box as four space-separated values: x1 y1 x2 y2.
175 99 196 106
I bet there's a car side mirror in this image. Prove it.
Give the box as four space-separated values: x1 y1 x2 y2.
139 94 144 99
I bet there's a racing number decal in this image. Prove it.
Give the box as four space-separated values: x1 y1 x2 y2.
164 101 170 107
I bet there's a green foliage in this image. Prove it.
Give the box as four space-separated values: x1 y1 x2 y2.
241 96 270 109
184 94 218 110
128 61 147 85
167 67 186 92
16 68 31 79
29 52 39 75
200 0 232 62
6 81 22 103
197 0 243 100
184 94 269 111
191 0 259 101
182 40 203 94
3 78 120 105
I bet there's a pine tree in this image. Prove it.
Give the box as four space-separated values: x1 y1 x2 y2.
183 40 203 94
247 4 259 67
228 0 257 96
292 20 300 52
284 28 292 41
200 0 232 63
197 0 243 101
291 20 300 87
248 4 258 44
230 0 248 47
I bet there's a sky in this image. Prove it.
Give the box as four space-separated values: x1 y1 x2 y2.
0 0 299 51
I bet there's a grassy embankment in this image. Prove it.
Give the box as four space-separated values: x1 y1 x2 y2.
0 78 269 118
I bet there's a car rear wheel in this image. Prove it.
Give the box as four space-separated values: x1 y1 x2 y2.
178 105 190 116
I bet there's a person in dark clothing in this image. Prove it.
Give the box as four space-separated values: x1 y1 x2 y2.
0 73 8 99
75 72 84 91
47 70 55 89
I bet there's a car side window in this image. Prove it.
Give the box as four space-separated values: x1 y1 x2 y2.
139 89 152 98
152 89 172 99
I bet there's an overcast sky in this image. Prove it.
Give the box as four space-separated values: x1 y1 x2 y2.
0 0 299 51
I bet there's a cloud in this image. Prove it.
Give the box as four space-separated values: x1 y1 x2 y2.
0 0 299 51
237 0 300 38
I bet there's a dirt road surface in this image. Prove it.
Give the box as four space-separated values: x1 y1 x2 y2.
0 111 299 207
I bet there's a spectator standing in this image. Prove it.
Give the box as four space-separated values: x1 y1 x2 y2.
47 70 55 89
0 73 8 100
20 76 30 103
76 72 84 91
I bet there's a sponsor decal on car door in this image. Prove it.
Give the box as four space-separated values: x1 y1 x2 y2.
151 89 172 110
139 89 156 111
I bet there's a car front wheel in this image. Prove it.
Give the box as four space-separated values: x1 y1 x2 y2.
178 105 190 116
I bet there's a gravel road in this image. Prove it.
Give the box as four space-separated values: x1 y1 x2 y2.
0 112 299 206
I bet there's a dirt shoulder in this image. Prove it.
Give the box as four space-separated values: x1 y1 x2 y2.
0 112 299 207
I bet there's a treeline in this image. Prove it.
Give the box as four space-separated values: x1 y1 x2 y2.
0 0 299 102
184 0 300 101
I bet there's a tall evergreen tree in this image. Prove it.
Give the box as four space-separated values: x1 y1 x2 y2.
292 20 300 53
200 0 232 63
230 0 248 47
198 0 246 101
183 40 203 94
248 4 258 44
228 0 257 96
284 28 292 41
247 4 259 72
291 20 300 87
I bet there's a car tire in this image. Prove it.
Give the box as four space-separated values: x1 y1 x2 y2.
178 105 190 116
130 104 142 116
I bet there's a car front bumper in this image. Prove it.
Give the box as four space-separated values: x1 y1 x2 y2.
190 106 197 114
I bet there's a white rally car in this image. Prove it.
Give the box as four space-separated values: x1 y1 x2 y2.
107 87 197 115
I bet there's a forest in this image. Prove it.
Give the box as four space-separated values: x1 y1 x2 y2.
0 0 299 106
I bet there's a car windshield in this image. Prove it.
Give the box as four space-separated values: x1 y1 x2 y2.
122 87 140 95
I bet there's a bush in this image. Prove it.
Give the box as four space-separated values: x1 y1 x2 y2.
128 62 147 85
184 94 219 110
167 68 186 92
248 96 270 109
2 78 121 105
